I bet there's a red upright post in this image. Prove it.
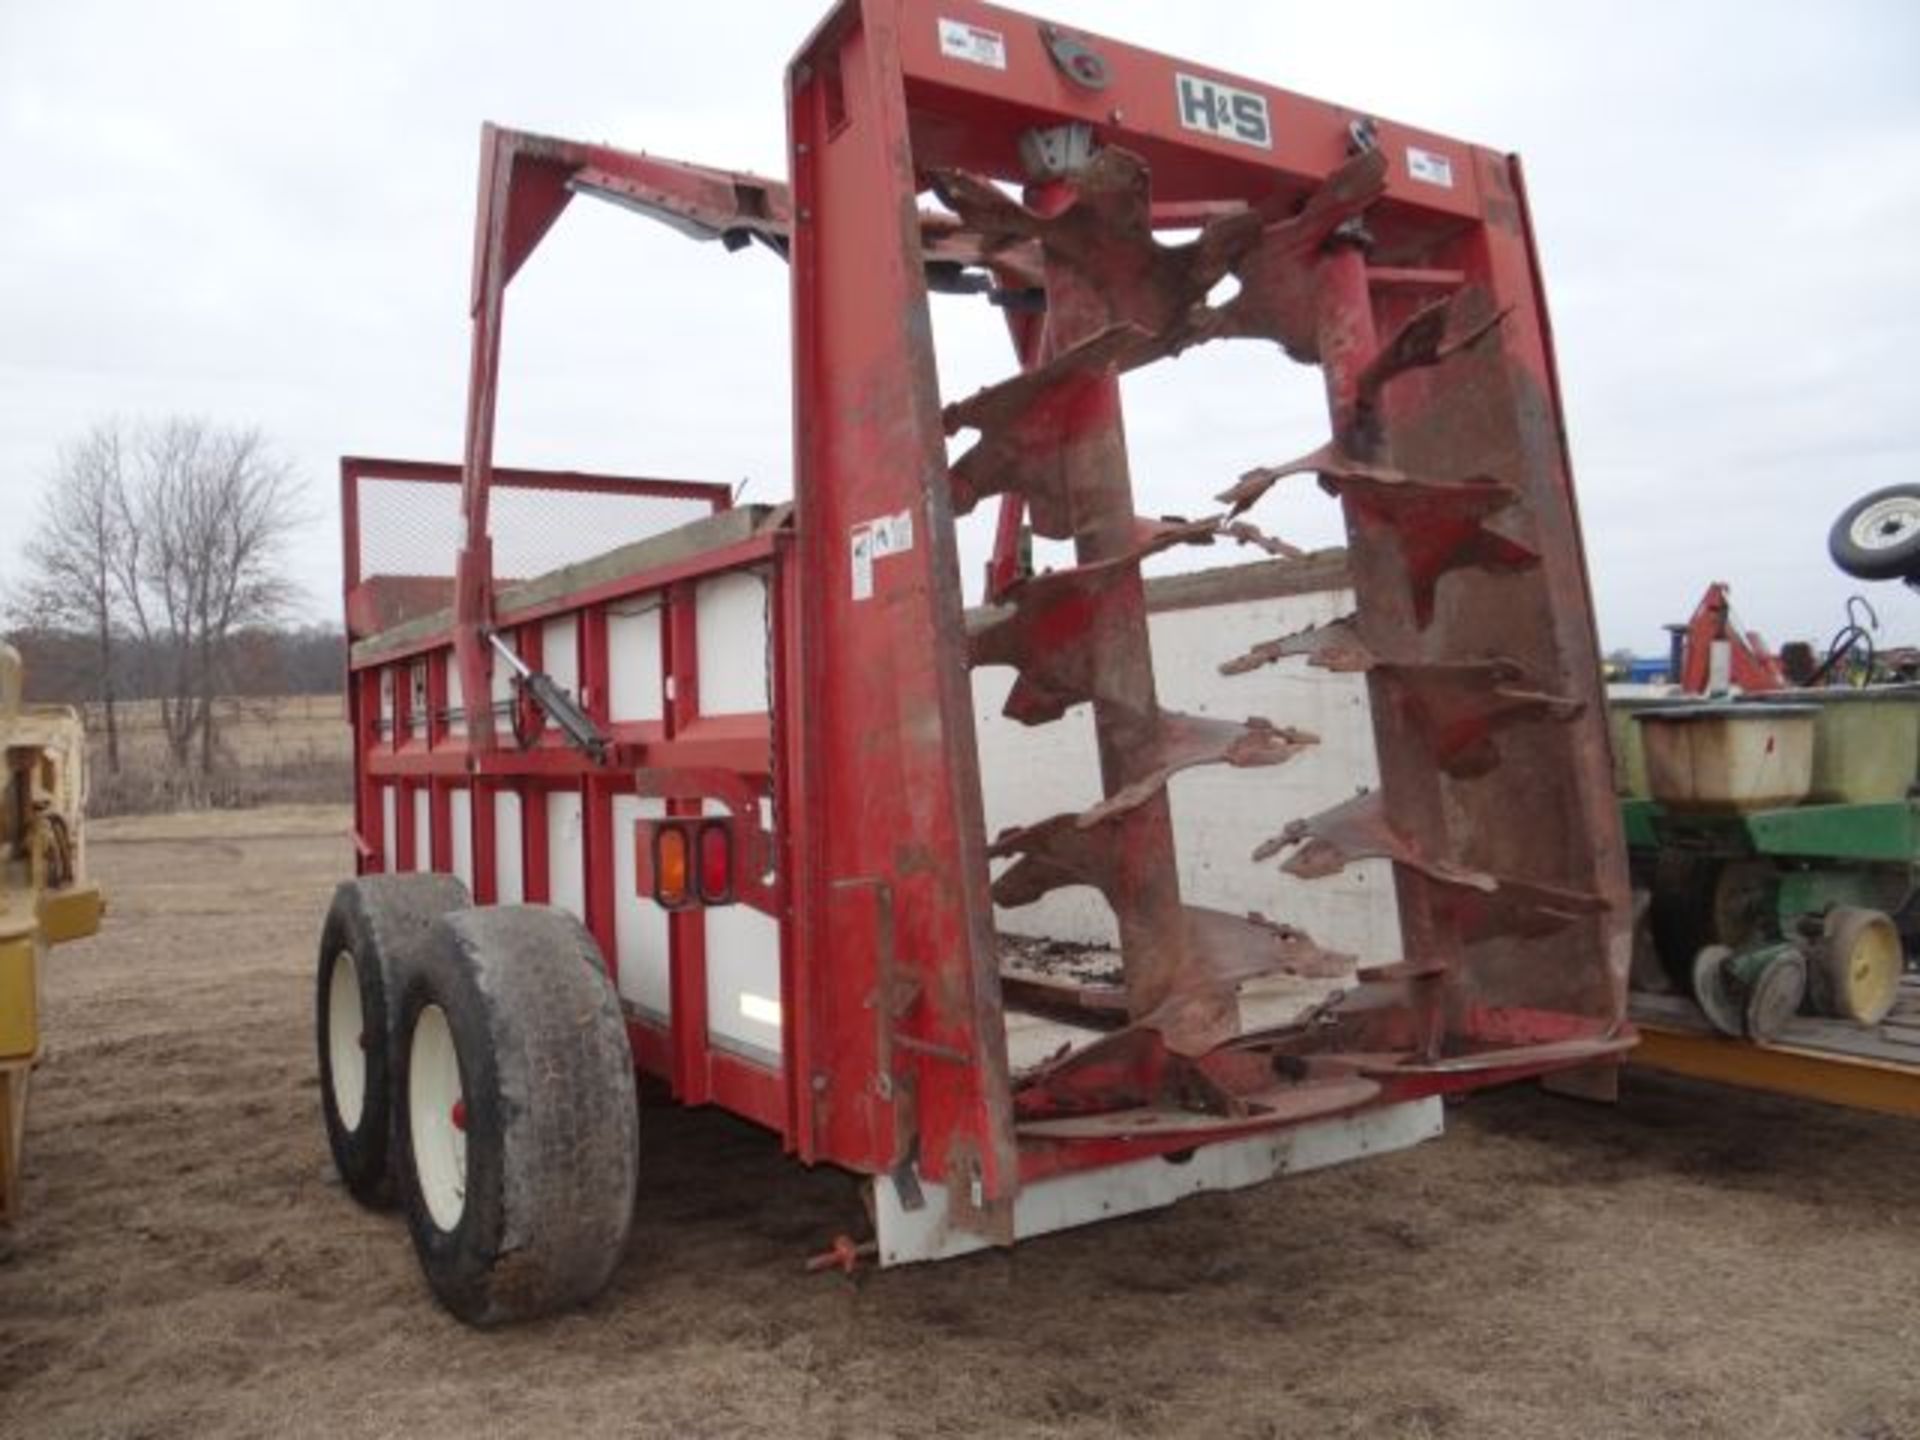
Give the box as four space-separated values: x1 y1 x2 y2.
788 3 1020 1237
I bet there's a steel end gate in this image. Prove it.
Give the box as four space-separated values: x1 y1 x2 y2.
349 0 1633 1262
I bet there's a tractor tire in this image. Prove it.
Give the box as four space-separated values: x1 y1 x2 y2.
1830 484 1920 581
316 873 471 1207
394 906 638 1327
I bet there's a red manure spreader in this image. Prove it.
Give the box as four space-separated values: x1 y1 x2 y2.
320 0 1629 1324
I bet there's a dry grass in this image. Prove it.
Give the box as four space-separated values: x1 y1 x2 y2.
79 695 350 815
2 806 1918 1438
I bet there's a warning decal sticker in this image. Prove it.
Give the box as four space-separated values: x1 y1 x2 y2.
938 18 1007 70
1406 145 1455 189
850 510 915 601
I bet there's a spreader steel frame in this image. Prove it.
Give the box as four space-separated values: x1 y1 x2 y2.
343 0 1631 1266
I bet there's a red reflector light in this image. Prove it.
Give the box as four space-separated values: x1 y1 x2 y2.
654 824 690 908
698 820 732 904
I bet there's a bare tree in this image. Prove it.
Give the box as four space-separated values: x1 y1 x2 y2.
112 420 303 775
11 417 307 794
8 422 131 771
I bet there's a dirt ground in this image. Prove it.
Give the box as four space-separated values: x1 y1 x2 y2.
3 806 1918 1440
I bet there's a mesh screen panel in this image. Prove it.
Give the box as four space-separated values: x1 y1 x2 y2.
355 476 720 583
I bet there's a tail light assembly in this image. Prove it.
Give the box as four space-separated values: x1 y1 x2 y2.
636 815 756 911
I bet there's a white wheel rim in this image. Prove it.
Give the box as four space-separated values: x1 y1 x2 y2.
410 1004 467 1231
327 951 367 1132
1849 496 1920 552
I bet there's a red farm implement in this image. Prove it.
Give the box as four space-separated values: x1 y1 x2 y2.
320 0 1631 1325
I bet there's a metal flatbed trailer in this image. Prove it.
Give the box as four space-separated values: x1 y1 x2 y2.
1631 980 1920 1118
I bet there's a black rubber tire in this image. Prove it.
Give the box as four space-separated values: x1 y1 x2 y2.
1830 484 1920 581
316 874 471 1207
394 906 638 1327
1648 853 1722 991
1648 855 1776 990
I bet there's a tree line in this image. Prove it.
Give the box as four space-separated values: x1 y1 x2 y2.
4 417 321 777
7 624 345 708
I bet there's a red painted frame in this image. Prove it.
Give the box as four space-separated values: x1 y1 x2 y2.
347 508 784 1131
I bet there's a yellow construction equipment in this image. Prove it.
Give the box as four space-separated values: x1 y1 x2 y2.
1 640 104 1227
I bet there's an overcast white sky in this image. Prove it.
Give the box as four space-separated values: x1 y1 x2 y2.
3 1 1915 654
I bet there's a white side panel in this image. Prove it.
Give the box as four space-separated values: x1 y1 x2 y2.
446 656 466 739
1006 1009 1105 1075
694 571 769 715
490 637 517 721
705 902 783 1060
611 793 671 1016
973 583 1403 962
493 790 524 904
411 788 431 872
381 786 397 873
379 668 394 739
449 788 473 891
542 616 580 706
975 688 1104 937
405 662 427 741
608 604 665 724
546 788 586 922
874 1098 1443 1267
